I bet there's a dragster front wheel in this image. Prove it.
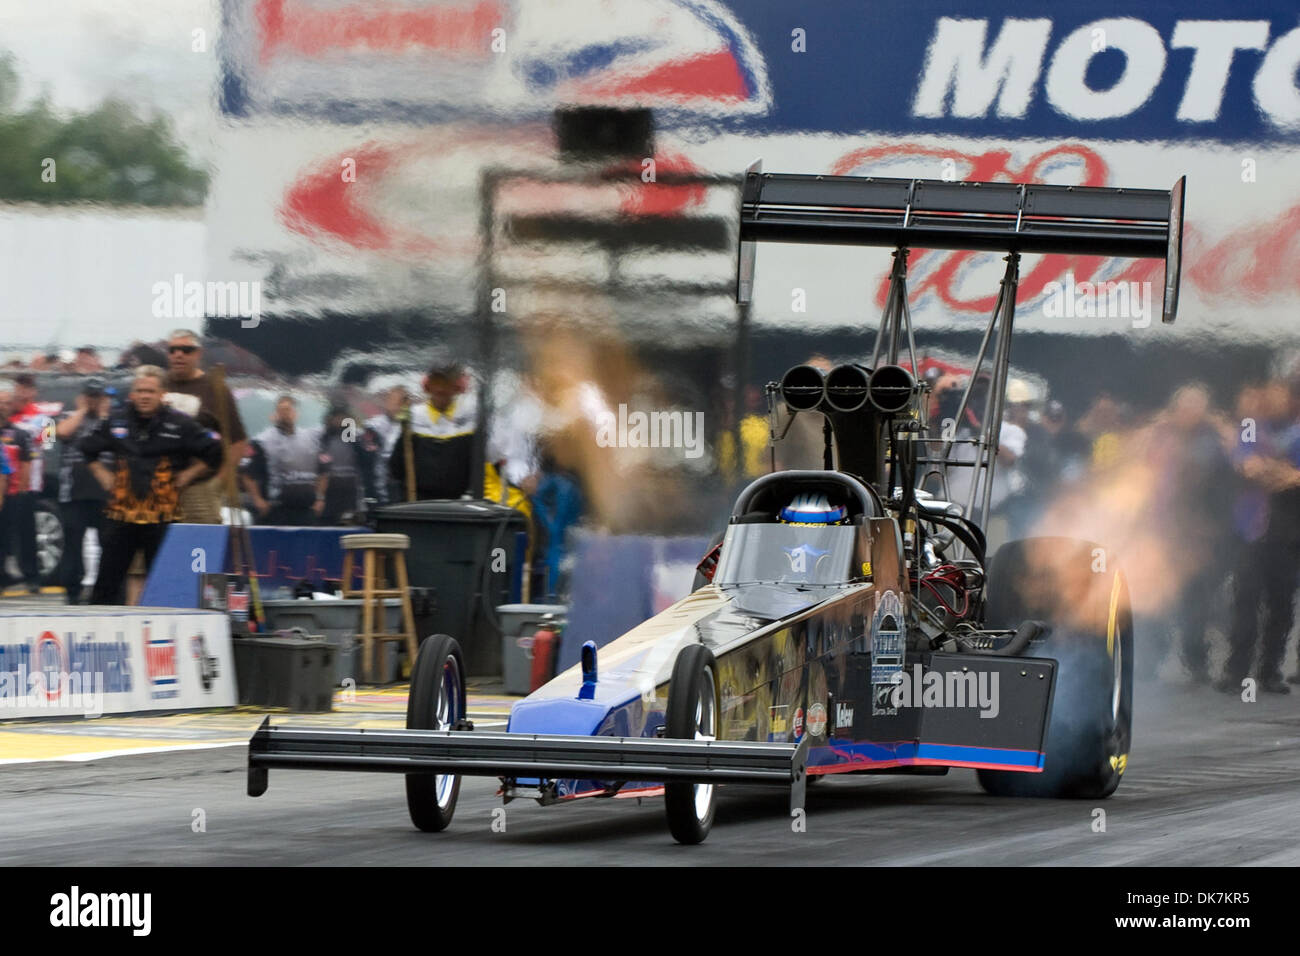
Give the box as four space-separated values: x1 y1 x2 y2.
664 643 719 845
405 634 466 832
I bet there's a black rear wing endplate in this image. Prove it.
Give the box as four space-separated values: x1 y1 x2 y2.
247 718 809 812
736 165 1186 323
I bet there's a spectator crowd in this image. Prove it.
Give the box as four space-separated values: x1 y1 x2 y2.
921 367 1300 695
1 334 583 606
5 330 1300 694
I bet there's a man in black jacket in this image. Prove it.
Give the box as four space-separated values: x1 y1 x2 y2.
54 380 113 603
80 366 223 605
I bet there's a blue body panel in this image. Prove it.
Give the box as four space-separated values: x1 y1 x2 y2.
507 689 666 795
810 739 1045 773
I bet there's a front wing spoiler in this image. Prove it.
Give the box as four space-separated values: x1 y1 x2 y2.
247 718 810 812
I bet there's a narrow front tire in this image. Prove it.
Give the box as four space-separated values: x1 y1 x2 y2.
664 643 719 844
405 634 465 831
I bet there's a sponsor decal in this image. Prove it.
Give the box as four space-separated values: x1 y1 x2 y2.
35 631 64 702
0 631 129 714
806 702 827 738
110 426 128 439
143 624 180 700
835 700 854 731
71 635 133 693
792 706 804 740
0 643 41 687
768 704 788 737
828 140 1300 330
909 13 1300 139
201 581 224 610
190 634 219 693
227 584 250 622
871 590 905 716
221 0 772 122
0 618 229 716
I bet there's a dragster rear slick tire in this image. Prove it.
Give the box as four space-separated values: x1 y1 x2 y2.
976 537 1133 800
405 634 466 832
664 643 720 844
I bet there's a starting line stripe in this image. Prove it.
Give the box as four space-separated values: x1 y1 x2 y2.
0 739 246 764
0 719 510 764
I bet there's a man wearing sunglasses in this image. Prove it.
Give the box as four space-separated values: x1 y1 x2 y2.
81 366 223 605
164 329 247 523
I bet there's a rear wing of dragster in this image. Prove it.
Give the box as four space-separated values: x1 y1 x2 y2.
247 718 809 812
735 161 1186 324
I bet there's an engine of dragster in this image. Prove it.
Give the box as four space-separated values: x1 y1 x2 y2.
775 361 990 635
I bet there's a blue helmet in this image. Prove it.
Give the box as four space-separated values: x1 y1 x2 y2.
778 492 847 525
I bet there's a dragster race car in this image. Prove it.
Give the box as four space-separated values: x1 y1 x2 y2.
248 165 1186 844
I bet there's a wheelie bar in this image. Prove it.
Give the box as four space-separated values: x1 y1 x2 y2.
247 718 811 813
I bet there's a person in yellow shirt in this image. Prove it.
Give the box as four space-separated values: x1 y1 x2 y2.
718 385 770 481
389 361 533 523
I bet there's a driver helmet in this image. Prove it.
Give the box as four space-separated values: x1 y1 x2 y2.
778 492 848 525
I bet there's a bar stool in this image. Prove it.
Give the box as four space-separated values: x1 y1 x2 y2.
339 533 419 684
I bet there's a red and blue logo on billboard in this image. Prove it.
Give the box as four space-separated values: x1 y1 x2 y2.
35 631 64 702
144 627 180 700
220 0 771 123
222 0 1299 142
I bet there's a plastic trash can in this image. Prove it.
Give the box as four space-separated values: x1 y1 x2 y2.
372 500 529 677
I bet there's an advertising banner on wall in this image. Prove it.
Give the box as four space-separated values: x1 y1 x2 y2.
210 0 1300 351
0 608 237 720
220 0 1300 141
